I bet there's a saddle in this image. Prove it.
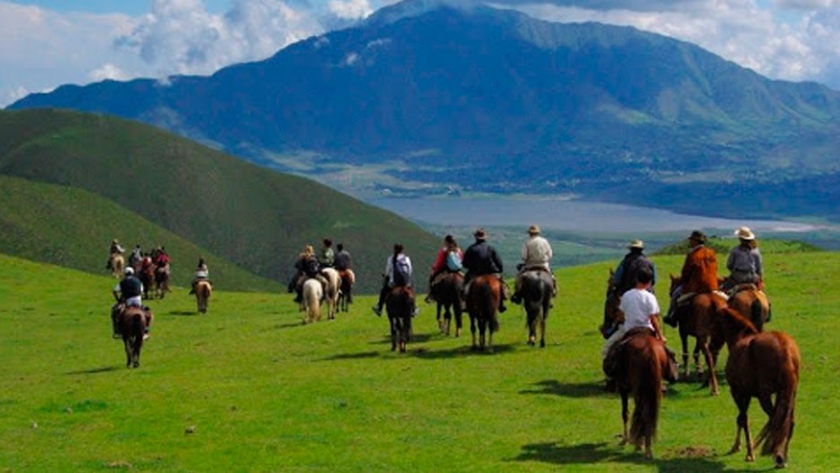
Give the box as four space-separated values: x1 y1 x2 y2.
726 282 758 298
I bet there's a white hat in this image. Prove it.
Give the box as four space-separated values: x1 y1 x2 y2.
627 239 644 249
125 267 135 275
734 226 756 241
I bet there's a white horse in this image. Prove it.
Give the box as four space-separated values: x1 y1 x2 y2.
302 278 323 324
320 268 341 320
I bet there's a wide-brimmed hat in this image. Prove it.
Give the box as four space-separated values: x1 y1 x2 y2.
474 228 487 240
627 239 644 249
528 225 541 235
734 226 756 241
688 230 707 243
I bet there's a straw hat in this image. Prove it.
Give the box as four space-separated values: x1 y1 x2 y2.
528 225 541 235
734 226 756 241
627 239 644 249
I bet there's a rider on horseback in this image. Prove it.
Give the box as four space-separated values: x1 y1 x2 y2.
610 239 657 298
291 245 328 304
663 230 719 327
425 234 463 303
372 243 417 316
189 257 211 295
462 228 508 313
318 239 335 268
106 239 124 270
721 226 763 293
510 225 556 304
334 243 354 304
111 267 152 340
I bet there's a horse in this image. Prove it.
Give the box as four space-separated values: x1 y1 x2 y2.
337 269 355 312
195 280 212 314
137 261 156 300
114 306 149 368
108 253 125 278
385 286 414 353
715 307 799 468
603 328 678 459
321 268 341 320
301 278 323 324
154 265 170 299
430 272 465 337
668 275 727 395
726 284 770 332
518 269 554 347
465 275 501 352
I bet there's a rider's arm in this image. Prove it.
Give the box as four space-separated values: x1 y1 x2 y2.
651 313 666 343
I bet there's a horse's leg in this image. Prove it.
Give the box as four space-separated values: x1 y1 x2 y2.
401 315 410 353
701 342 719 396
389 317 397 351
436 302 444 334
123 337 132 368
620 391 630 445
454 305 463 338
478 317 487 350
680 331 690 381
527 311 536 346
469 314 478 349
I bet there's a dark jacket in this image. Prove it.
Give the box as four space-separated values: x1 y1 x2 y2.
463 240 503 276
119 275 143 299
334 250 352 271
614 251 655 294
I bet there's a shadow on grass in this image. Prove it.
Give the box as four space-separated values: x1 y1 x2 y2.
66 366 121 375
166 310 198 316
521 379 611 398
509 441 735 472
318 351 381 361
411 343 516 359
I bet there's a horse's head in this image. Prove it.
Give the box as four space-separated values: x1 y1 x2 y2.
600 292 623 339
668 274 681 295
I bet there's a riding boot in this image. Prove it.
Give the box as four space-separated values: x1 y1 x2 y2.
294 288 302 304
662 299 678 327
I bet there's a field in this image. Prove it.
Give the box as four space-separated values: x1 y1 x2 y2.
1 249 838 472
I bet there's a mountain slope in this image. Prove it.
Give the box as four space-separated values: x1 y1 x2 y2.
9 2 840 220
0 109 440 292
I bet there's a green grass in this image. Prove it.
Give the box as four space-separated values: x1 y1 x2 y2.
1 251 838 472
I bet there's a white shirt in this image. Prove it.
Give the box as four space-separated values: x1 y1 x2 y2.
384 253 412 286
619 288 660 331
521 235 553 269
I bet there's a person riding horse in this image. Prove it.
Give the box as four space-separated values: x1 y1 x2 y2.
462 228 508 313
721 226 764 293
291 245 327 304
111 267 152 340
318 239 335 269
510 225 556 304
663 230 719 328
189 257 211 295
372 243 417 317
128 244 143 270
425 234 463 303
106 239 125 270
610 239 657 298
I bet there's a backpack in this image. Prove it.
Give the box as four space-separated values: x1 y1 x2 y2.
445 250 462 272
393 255 411 287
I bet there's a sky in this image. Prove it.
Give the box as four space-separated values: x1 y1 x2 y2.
3 0 840 107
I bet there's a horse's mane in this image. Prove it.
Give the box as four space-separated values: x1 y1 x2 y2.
720 306 759 336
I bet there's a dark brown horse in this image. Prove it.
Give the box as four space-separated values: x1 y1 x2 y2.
138 261 155 300
715 307 799 468
518 269 553 347
114 306 149 368
603 328 678 459
668 275 727 395
154 265 170 299
465 275 501 351
386 286 414 353
726 284 770 332
430 272 465 337
337 269 355 313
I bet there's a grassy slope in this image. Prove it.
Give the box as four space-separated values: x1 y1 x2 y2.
0 247 837 472
0 109 440 293
0 175 279 292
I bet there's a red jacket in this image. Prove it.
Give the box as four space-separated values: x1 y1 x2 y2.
680 245 719 293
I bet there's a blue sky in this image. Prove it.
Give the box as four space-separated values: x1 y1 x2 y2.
2 0 840 107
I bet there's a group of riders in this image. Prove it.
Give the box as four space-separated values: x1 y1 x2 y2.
601 226 767 390
288 239 353 304
107 239 212 339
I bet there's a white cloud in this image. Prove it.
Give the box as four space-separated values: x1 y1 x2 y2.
328 0 375 19
89 63 131 82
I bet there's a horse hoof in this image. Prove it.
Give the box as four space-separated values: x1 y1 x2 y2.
527 340 535 346
774 455 787 469
540 340 546 348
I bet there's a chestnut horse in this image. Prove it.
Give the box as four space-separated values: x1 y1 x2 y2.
301 278 323 324
386 286 414 353
337 269 355 313
465 275 501 352
668 275 727 395
115 306 149 368
603 328 678 459
518 269 553 347
195 280 212 314
154 265 170 299
430 272 465 337
715 307 799 468
727 284 770 332
138 260 155 300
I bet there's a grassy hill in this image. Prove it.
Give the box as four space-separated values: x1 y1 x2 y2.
0 109 440 292
0 248 837 471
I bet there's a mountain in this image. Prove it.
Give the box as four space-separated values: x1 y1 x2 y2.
0 109 440 292
9 1 840 221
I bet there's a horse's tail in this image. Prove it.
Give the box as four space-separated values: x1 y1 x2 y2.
630 341 662 446
756 338 799 460
750 297 765 332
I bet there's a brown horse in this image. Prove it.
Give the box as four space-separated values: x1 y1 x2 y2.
465 275 501 351
715 307 799 468
386 286 414 353
138 261 155 300
668 275 727 395
603 328 678 459
337 269 355 313
195 280 212 314
154 265 170 299
430 272 465 337
727 284 770 332
518 269 553 347
114 306 149 368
